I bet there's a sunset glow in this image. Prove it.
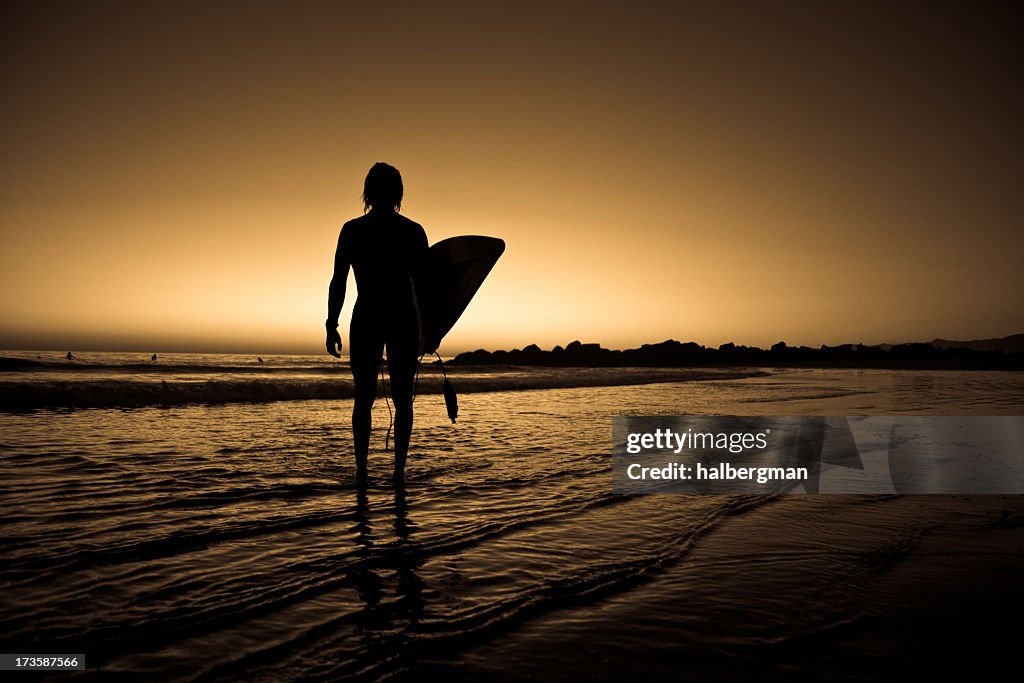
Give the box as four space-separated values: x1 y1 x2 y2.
2 3 1021 353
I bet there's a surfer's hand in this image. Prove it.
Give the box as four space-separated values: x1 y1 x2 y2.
326 327 342 358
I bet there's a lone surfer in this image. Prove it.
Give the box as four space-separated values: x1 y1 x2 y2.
326 162 428 485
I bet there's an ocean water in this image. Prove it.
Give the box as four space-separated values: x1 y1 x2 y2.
2 356 1024 680
0 351 758 410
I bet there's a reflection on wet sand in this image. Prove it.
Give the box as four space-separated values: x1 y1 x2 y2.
348 484 426 676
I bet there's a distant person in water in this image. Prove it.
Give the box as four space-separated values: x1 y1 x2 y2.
326 162 428 484
258 357 264 364
66 351 75 360
151 353 158 363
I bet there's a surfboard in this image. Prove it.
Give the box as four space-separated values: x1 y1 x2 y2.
416 236 505 355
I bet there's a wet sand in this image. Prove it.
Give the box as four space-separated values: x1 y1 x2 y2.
2 366 1023 680
455 494 1024 681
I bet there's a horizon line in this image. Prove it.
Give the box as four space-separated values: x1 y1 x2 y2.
3 331 1021 357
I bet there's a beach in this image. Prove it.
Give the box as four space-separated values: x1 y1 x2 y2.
2 357 1023 680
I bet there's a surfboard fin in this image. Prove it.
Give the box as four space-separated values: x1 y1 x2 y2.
443 377 458 423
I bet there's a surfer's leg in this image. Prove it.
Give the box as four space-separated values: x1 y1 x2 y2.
350 317 384 480
386 341 418 484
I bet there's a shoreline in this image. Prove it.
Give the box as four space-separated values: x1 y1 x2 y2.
0 366 769 412
4 360 1022 413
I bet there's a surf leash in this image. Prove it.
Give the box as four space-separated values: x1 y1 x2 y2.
381 351 457 450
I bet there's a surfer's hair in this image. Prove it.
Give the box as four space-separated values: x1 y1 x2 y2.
362 162 403 212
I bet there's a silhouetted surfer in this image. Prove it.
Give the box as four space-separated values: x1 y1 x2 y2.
151 353 158 363
326 163 428 484
66 351 75 361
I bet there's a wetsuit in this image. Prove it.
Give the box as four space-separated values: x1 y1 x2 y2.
327 210 428 474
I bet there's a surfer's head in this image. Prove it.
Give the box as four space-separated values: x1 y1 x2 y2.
362 162 403 213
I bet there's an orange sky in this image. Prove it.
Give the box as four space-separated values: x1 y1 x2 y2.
2 2 1022 354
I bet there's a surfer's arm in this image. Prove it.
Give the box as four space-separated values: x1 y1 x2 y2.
326 227 350 357
326 227 351 327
